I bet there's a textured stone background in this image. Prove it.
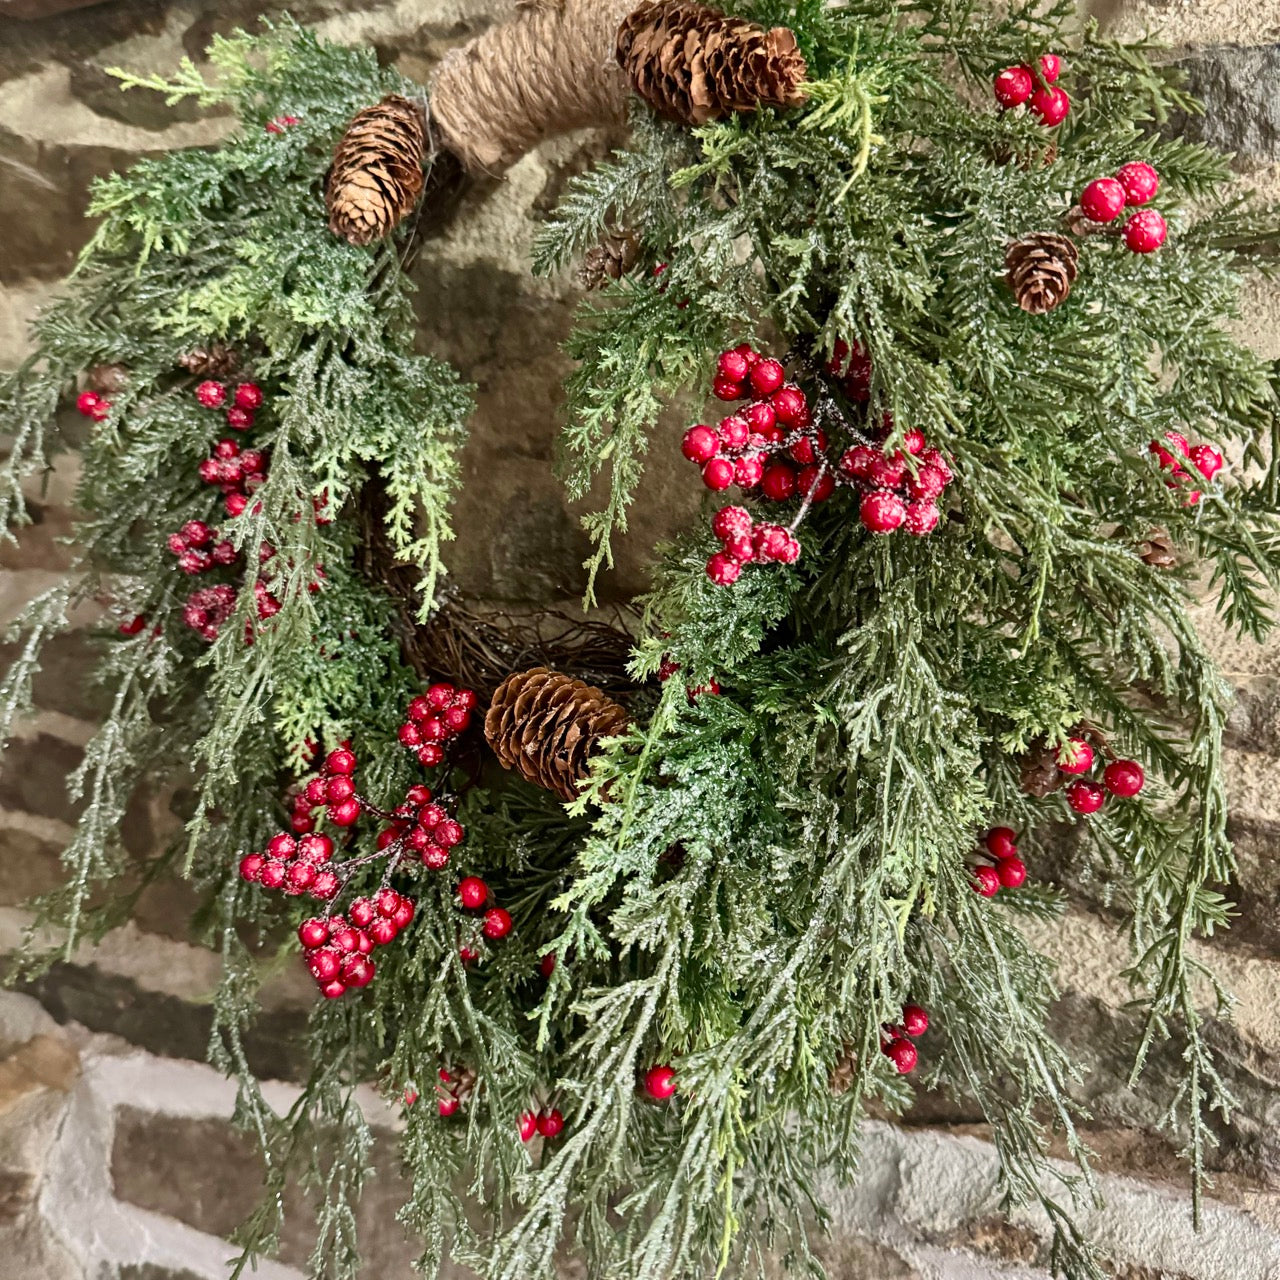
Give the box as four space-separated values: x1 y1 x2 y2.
1 2 1279 1278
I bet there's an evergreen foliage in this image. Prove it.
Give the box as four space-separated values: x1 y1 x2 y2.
0 4 1278 1280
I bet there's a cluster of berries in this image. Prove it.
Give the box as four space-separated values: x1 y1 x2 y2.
1056 736 1146 816
838 431 954 536
370 783 467 871
993 54 1069 125
181 583 238 641
1078 162 1167 254
266 114 301 134
1149 432 1223 505
519 1108 565 1140
992 53 1069 126
167 519 238 575
297 889 416 999
240 830 342 902
397 682 477 767
198 439 268 519
706 505 801 586
195 379 264 432
290 746 364 831
970 827 1028 898
456 875 513 942
881 1002 930 1074
826 339 872 402
75 390 113 423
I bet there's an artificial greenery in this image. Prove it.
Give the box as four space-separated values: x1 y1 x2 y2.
2 3 1279 1280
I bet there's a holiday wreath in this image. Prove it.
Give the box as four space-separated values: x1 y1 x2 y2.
2 1 1279 1276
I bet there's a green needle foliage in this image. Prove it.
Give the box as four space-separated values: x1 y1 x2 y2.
1 4 1279 1280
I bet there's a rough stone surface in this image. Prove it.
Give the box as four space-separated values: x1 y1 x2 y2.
1178 45 1280 165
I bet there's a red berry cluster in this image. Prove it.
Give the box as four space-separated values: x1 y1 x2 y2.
397 682 477 767
266 114 301 134
455 875 513 941
76 390 113 423
167 519 238 575
838 432 953 536
519 1108 564 1140
199 439 268 519
298 889 415 999
1078 162 1166 254
1059 737 1145 816
993 53 1069 126
1149 432 1223 506
971 827 1028 897
290 746 363 831
195 380 264 432
705 505 801 585
240 830 341 901
182 583 237 641
657 656 721 703
374 782 466 871
826 339 873 402
881 1002 929 1074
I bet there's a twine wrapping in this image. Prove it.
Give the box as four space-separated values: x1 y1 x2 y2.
430 0 637 175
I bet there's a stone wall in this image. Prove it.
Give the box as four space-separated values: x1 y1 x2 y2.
1 2 1279 1278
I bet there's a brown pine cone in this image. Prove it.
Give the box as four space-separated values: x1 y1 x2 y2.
325 94 427 247
485 667 629 802
1004 232 1079 315
616 0 808 127
177 343 239 378
87 363 129 395
1137 527 1178 568
1018 737 1065 798
578 227 642 290
829 1044 857 1095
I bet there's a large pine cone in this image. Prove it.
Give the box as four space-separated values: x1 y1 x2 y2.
616 0 808 127
325 94 427 247
1004 232 1079 315
485 667 629 802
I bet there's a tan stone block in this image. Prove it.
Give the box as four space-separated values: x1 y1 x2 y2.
1086 0 1280 48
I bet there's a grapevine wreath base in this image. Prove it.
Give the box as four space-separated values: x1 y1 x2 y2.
2 1 1279 1278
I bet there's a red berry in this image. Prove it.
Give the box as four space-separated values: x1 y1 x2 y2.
418 803 446 829
309 948 341 981
398 723 422 748
760 463 797 502
406 783 432 805
195 381 226 408
225 492 248 518
838 445 877 481
748 359 785 397
993 65 1034 108
1189 445 1223 481
239 853 265 882
643 1065 677 1100
483 907 513 939
89 399 112 422
1123 209 1167 254
310 870 340 900
702 458 735 491
519 1112 538 1142
901 1004 929 1038
234 382 264 410
392 897 415 929
1116 161 1159 205
299 918 328 949
996 855 1027 889
76 390 102 417
706 552 742 586
868 451 907 489
343 955 376 988
327 798 362 827
1039 53 1061 82
1028 86 1070 126
1103 759 1145 797
682 425 720 463
325 775 355 803
320 979 347 999
369 918 398 945
717 349 751 383
985 827 1018 859
904 501 940 537
718 415 750 450
459 946 479 965
458 876 489 909
536 1109 564 1138
712 375 744 401
326 748 357 775
226 406 254 431
902 429 925 456
971 865 1001 897
118 614 147 636
860 490 906 534
1080 177 1127 224
349 897 376 927
770 385 807 425
436 819 464 848
540 952 557 978
732 453 765 488
299 833 334 863
744 401 776 435
423 846 451 871
1067 780 1106 815
1056 738 1094 775
797 465 835 503
883 1037 918 1074
260 860 287 890
712 506 752 541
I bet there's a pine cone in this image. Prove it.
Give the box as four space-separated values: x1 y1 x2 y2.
326 94 427 247
1018 737 1065 798
1137 527 1178 568
616 0 808 127
1004 232 1079 315
177 344 239 379
829 1044 857 1095
485 667 629 802
578 228 642 290
87 363 129 395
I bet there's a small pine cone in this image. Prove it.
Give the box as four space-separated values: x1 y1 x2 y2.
177 344 239 379
485 667 629 802
578 228 642 290
326 94 427 247
617 0 808 128
87 363 129 395
1004 232 1079 315
1137 528 1178 568
450 1066 478 1105
829 1044 857 1095
1019 737 1065 798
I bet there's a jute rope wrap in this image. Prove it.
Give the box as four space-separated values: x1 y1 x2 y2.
430 0 638 174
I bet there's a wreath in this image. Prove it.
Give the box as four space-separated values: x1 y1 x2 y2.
2 3 1279 1278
